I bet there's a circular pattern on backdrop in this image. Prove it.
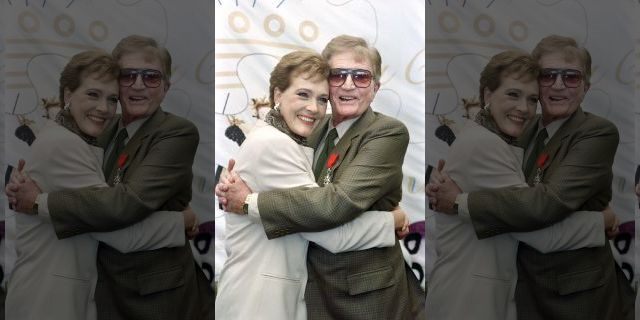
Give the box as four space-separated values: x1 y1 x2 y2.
229 11 250 33
299 20 318 42
264 14 285 37
509 21 528 42
438 11 460 33
54 14 75 37
473 14 495 37
89 21 109 42
18 11 40 33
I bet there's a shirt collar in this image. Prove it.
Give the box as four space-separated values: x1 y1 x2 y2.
119 116 149 140
329 116 360 140
538 115 570 140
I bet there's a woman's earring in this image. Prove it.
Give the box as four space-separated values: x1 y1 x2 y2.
63 103 70 111
483 103 490 111
274 103 280 111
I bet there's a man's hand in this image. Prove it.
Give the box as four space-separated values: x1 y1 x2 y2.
183 206 199 240
602 206 619 239
13 175 42 214
432 173 462 215
5 159 26 208
391 206 410 239
426 159 445 208
223 171 252 214
215 159 236 209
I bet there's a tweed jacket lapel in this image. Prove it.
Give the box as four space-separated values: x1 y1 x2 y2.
105 109 168 182
524 108 588 183
308 109 375 182
330 107 375 174
546 107 586 150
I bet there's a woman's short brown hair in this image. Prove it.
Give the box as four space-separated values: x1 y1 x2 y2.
321 35 382 84
269 50 330 107
112 34 172 82
531 35 592 85
59 50 120 104
479 50 540 106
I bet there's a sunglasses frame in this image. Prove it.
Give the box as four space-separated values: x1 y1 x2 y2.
328 68 373 88
538 68 583 88
119 68 164 88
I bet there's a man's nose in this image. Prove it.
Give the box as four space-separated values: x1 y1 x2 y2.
342 74 356 89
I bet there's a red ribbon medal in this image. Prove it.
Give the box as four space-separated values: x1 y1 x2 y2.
536 153 549 169
113 153 128 185
533 153 549 185
323 153 339 185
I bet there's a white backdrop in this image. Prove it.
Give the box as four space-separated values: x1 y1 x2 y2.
1 0 214 289
214 0 427 287
426 0 640 291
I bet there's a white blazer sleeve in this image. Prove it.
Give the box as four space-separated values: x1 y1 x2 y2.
510 211 604 253
300 211 396 253
235 126 396 250
90 211 185 253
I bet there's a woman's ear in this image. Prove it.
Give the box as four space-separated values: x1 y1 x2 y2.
483 87 492 104
273 88 282 105
63 88 72 105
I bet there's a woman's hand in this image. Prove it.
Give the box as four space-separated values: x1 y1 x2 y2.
602 206 619 239
183 206 199 240
392 206 410 239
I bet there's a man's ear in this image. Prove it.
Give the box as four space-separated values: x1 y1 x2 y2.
373 82 380 94
584 83 590 93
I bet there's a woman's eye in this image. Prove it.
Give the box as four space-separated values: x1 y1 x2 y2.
319 97 328 104
297 92 309 98
507 92 519 98
529 97 539 104
87 92 99 98
108 97 119 104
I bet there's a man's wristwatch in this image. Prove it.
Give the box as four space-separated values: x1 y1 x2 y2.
30 202 39 215
242 196 250 215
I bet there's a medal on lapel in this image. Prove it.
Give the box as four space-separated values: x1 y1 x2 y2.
533 153 549 185
113 153 128 185
323 153 339 185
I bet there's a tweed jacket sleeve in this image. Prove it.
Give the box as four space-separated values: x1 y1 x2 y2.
468 110 619 238
257 110 409 239
47 111 199 239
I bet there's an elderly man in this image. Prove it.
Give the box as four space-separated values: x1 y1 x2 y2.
428 35 634 320
217 35 424 319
